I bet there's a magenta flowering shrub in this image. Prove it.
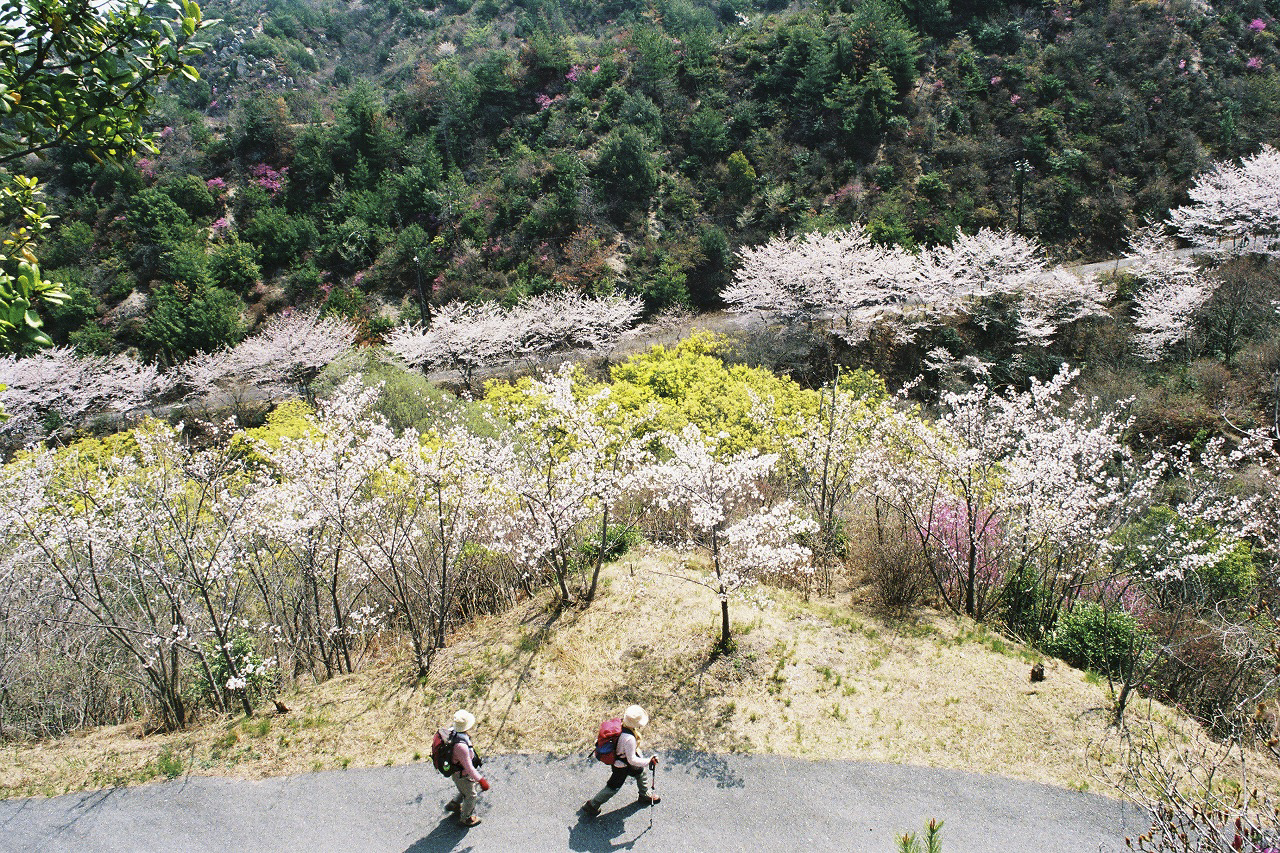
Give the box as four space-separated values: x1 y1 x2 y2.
250 163 287 196
1082 575 1154 624
564 63 600 83
927 499 1006 619
535 93 564 111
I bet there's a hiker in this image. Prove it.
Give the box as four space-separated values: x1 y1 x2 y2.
444 709 489 827
582 704 660 816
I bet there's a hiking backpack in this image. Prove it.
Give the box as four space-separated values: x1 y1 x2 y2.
431 728 459 776
595 718 623 765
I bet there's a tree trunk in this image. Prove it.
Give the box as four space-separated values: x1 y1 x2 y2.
307 570 333 679
555 552 572 604
713 528 731 650
585 507 609 603
1113 680 1133 724
966 537 977 618
329 569 353 674
435 551 451 652
720 596 731 650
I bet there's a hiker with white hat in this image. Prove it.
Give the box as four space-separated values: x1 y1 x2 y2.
582 704 660 816
444 709 489 827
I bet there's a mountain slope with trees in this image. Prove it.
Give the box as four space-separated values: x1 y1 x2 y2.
19 0 1280 368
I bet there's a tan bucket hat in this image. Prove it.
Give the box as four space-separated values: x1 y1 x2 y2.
622 704 649 730
453 709 476 733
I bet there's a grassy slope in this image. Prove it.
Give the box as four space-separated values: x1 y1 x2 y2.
0 546 1196 799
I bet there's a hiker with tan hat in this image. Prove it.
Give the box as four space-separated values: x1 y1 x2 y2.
441 709 488 827
582 704 660 816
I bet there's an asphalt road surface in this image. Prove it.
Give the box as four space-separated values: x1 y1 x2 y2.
0 752 1147 853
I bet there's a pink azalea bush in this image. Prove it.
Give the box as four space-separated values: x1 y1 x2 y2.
250 163 287 196
929 500 1006 614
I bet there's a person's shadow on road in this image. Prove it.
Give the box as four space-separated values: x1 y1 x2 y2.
402 814 476 853
567 802 651 852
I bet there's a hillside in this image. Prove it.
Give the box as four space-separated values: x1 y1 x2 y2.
0 548 1206 799
25 0 1280 372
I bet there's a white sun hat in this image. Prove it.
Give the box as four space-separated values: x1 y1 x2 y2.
622 705 649 730
453 709 476 733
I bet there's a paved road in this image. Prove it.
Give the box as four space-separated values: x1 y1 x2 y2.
0 752 1146 853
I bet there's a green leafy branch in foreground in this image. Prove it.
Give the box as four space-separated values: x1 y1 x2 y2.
0 174 65 350
0 0 212 165
0 0 213 354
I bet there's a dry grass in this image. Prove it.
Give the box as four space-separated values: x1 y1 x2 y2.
0 546 1241 799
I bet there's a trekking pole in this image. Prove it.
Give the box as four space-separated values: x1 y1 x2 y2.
649 762 656 829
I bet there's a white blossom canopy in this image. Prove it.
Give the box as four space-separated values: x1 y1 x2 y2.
1168 144 1280 257
178 306 358 399
722 225 1108 346
386 292 642 380
0 347 173 437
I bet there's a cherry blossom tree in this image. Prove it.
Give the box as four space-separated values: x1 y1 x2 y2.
488 364 653 604
1124 225 1213 363
722 225 919 344
762 371 888 583
387 301 511 391
509 292 643 358
1073 430 1280 725
0 420 268 727
914 229 1107 347
917 227 1047 305
1012 267 1110 347
1231 430 1280 587
868 366 1158 622
722 226 1106 348
230 307 358 400
248 379 392 678
644 424 815 648
0 347 172 441
387 293 641 390
178 307 357 406
0 527 49 737
1168 144 1280 257
343 414 511 674
922 346 994 387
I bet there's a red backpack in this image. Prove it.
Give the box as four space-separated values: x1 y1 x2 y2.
431 728 459 776
595 718 622 765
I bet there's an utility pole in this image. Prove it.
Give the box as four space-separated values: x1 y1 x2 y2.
413 254 432 327
1014 159 1031 234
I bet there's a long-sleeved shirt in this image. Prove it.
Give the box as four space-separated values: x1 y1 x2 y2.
613 729 647 770
451 733 483 782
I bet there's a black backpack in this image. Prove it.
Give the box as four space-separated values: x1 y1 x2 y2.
431 728 482 776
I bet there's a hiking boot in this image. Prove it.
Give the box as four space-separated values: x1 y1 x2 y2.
459 815 481 828
637 794 661 806
444 801 460 813
581 800 600 817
